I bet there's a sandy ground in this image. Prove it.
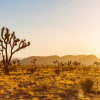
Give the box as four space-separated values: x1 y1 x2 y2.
0 66 100 100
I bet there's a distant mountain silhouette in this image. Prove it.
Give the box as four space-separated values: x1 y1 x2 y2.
20 56 50 65
19 55 100 66
77 55 100 65
60 55 87 62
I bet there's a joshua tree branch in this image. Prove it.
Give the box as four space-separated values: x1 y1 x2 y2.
12 43 29 55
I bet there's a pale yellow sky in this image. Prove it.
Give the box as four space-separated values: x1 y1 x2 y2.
1 0 100 58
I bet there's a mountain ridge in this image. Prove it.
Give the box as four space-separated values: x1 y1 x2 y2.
18 55 100 66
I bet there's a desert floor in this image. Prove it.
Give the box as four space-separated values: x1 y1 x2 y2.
0 65 100 100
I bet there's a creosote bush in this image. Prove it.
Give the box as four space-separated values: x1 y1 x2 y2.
80 78 94 93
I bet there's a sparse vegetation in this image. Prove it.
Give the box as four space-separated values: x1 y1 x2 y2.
12 60 16 67
31 58 37 67
80 78 94 93
0 49 99 100
54 68 61 75
0 63 100 99
68 60 72 67
53 60 57 66
29 66 37 74
17 59 21 66
94 61 100 67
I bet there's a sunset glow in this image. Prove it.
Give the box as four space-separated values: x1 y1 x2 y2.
0 0 100 58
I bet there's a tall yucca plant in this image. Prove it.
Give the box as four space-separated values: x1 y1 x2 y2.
0 27 30 74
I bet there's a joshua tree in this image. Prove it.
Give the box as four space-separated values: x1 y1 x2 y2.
94 61 99 67
65 62 67 66
0 27 30 74
9 62 12 67
31 59 37 67
61 62 64 67
78 62 81 66
12 60 16 67
17 59 21 66
57 62 60 69
68 60 71 67
73 61 79 67
53 60 57 66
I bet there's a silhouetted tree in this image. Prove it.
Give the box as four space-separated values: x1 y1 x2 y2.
57 62 60 69
9 62 12 67
94 61 99 67
53 60 57 66
12 60 16 67
65 62 67 66
31 59 37 67
17 59 21 66
73 61 79 67
0 27 30 74
61 62 64 67
78 62 81 66
68 60 71 67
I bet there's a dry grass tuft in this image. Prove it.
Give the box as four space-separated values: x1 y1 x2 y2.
80 77 94 93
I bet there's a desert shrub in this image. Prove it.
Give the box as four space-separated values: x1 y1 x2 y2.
54 68 61 75
62 67 69 72
82 67 91 72
77 67 82 71
80 78 94 93
68 66 76 71
29 67 37 74
62 66 76 72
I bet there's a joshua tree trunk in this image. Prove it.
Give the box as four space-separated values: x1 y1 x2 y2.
4 43 9 74
4 65 9 75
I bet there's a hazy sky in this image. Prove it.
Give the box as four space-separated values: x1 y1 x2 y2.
0 0 100 58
